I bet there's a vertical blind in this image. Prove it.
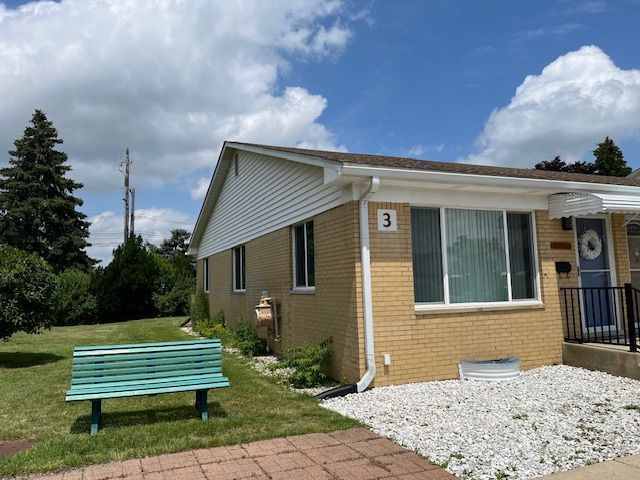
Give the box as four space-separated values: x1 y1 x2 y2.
507 213 535 299
411 208 443 302
446 209 507 303
411 208 537 304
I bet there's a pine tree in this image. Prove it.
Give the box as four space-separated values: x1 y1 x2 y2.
593 136 631 177
0 110 94 271
534 155 596 174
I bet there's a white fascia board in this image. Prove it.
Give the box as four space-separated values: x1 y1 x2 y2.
340 164 640 195
225 143 342 172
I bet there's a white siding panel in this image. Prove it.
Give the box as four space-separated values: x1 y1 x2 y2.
196 151 344 259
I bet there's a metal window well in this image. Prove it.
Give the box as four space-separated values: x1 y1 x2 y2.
459 357 520 381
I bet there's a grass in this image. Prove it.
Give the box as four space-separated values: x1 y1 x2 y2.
0 317 357 476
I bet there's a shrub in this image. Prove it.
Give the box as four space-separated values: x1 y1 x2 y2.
275 339 332 388
93 236 161 322
234 321 267 357
190 291 209 327
54 269 97 325
0 244 57 340
153 255 193 317
195 316 233 345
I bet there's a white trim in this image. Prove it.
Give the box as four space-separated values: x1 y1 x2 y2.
203 258 209 293
342 164 640 195
292 220 315 289
291 287 316 294
232 245 246 293
549 192 640 219
412 206 541 306
503 210 513 302
439 207 449 304
226 143 343 171
416 300 544 315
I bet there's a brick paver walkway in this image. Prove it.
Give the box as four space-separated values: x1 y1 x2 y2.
33 428 455 480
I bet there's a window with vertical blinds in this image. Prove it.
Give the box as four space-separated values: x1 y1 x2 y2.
411 207 537 305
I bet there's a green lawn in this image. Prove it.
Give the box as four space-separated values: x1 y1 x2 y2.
0 317 357 476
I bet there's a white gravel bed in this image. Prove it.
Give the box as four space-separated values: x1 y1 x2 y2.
321 365 640 480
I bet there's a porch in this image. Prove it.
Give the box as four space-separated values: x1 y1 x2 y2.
561 284 640 379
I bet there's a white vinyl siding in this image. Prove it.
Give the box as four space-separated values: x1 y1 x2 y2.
196 151 343 260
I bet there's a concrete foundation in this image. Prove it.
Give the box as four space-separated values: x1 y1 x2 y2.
563 342 640 380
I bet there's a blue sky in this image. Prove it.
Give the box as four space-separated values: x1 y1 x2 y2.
1 0 640 262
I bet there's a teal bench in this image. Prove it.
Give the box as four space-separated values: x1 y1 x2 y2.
65 339 230 435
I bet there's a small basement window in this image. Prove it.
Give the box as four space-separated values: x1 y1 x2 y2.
233 245 245 292
293 220 315 290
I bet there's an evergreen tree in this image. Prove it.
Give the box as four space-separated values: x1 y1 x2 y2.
157 228 191 261
0 110 94 271
93 235 160 321
593 136 631 177
534 155 596 174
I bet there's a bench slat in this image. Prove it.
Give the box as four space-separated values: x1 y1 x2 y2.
73 350 221 364
66 378 230 401
73 342 221 357
68 373 224 393
74 339 220 351
72 360 222 378
72 366 222 385
72 353 221 370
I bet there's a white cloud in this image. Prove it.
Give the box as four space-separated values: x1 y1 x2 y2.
88 207 194 264
406 144 445 157
0 0 352 191
464 46 640 168
190 177 210 201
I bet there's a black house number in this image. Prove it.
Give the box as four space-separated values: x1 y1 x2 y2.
382 212 392 228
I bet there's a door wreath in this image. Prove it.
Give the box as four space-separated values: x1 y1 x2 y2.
578 229 603 261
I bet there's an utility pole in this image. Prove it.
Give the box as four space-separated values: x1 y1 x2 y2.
130 187 136 237
123 147 130 242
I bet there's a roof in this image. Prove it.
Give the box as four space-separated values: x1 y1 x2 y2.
231 142 640 187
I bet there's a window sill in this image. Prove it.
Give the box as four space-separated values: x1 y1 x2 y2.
232 290 246 295
291 287 316 295
415 300 545 315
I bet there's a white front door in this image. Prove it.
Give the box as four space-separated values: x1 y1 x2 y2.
575 216 617 331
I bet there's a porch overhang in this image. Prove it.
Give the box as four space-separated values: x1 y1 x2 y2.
548 192 640 219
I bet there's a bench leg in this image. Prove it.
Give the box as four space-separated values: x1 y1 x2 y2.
196 390 208 421
90 400 101 435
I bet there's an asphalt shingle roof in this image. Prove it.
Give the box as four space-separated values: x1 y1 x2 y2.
232 142 640 187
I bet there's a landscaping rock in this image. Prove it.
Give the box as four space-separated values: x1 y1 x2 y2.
321 365 640 480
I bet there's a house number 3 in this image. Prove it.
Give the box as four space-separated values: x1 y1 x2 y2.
377 209 397 232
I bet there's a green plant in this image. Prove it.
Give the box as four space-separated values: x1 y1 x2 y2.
190 291 209 327
194 312 231 344
54 269 97 325
0 244 57 340
274 339 332 388
153 255 194 317
93 236 161 322
234 322 267 357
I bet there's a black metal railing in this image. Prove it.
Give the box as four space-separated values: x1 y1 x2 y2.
561 283 639 353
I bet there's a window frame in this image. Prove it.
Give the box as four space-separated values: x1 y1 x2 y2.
203 258 209 293
232 245 246 293
292 219 316 293
412 206 542 311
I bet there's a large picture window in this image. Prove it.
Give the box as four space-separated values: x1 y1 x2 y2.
233 245 245 292
293 220 315 289
411 207 537 305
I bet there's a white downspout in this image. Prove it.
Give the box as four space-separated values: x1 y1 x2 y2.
356 176 380 393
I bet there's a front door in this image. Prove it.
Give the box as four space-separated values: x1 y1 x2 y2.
575 217 616 331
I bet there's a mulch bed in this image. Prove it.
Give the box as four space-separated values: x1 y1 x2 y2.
0 440 36 458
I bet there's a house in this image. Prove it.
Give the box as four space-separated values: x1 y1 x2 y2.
188 141 640 388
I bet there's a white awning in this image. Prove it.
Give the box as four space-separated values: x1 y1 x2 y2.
548 193 640 219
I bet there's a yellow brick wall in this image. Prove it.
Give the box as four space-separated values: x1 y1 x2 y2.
368 204 582 386
196 199 631 387
200 202 362 382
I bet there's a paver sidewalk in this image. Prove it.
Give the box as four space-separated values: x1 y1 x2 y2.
32 428 455 480
539 453 640 479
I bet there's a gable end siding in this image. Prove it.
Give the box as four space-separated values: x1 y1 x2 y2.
196 151 344 259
